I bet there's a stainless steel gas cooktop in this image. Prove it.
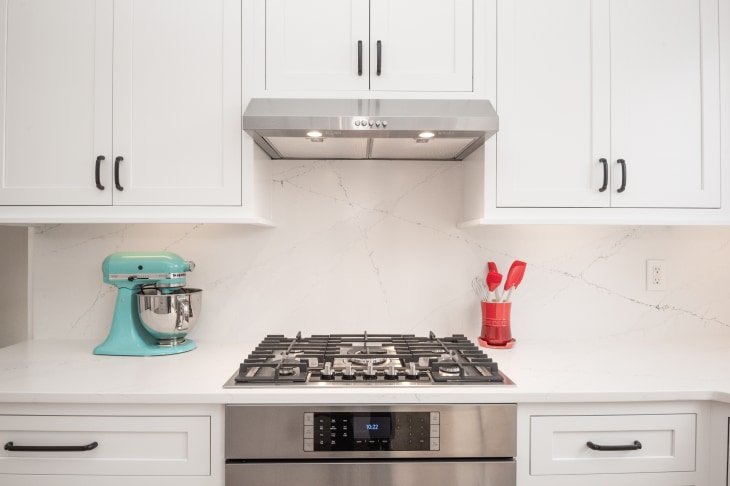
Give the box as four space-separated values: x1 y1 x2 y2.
223 331 513 387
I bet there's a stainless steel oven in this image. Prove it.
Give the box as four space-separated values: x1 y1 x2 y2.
225 404 516 486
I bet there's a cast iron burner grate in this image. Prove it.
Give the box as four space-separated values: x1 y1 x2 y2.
227 331 512 386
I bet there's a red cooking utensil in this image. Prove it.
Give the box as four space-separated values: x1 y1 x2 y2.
486 271 502 302
502 260 526 302
487 261 498 273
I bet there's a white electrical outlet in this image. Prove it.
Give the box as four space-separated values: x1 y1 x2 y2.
646 259 666 291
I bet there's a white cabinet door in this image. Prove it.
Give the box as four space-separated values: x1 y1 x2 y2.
369 0 473 92
609 0 720 208
496 0 721 210
0 0 113 206
265 0 369 92
112 0 241 206
264 0 473 93
495 0 607 208
0 0 241 208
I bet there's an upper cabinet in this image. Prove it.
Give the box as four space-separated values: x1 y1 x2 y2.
497 0 720 209
463 0 728 224
0 0 270 224
263 0 474 93
0 0 113 206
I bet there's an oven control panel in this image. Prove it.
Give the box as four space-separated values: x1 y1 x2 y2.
303 411 439 452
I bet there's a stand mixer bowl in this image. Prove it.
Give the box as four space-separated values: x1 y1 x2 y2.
137 288 202 346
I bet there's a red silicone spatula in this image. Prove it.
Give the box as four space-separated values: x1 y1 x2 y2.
486 271 502 302
502 260 526 302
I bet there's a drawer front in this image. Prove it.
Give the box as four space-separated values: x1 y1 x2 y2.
0 415 210 476
530 413 696 475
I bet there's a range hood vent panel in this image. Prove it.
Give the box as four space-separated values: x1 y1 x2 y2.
243 98 498 161
371 137 480 160
265 136 369 160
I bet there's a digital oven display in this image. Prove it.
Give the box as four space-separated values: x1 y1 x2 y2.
310 411 434 452
353 415 391 439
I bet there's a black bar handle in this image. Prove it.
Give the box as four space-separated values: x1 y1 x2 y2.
114 156 124 191
94 155 105 190
5 441 99 452
617 158 627 193
357 40 363 76
376 40 382 76
587 440 642 452
598 158 608 192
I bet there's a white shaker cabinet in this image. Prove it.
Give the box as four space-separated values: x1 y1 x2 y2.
0 0 255 219
0 403 224 486
468 0 722 220
264 0 474 93
517 402 710 486
0 0 113 206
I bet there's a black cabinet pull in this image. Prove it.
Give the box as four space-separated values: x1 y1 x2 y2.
94 155 105 190
114 156 124 191
586 440 642 452
598 158 608 192
617 158 627 193
357 40 363 76
376 40 382 76
5 441 98 452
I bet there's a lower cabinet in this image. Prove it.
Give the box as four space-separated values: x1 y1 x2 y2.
0 403 223 486
518 402 710 486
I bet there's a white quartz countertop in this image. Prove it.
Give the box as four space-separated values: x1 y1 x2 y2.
2 331 730 405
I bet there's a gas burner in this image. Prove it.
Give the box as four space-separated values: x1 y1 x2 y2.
435 354 461 375
345 346 390 366
225 331 513 386
437 365 461 375
270 350 298 361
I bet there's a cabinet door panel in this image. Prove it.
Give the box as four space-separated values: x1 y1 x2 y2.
610 0 720 208
0 0 113 205
496 0 608 207
370 0 472 92
113 0 241 206
266 0 369 92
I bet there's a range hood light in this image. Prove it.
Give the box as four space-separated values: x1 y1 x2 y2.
418 131 435 139
306 131 323 138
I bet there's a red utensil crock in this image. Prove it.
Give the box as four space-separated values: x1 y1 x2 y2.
480 301 512 346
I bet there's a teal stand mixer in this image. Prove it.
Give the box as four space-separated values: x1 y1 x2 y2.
94 252 202 356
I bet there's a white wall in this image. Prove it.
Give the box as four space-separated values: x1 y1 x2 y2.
0 226 28 347
28 160 730 346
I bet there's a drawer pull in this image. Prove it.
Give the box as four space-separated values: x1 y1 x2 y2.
4 441 99 452
586 440 642 452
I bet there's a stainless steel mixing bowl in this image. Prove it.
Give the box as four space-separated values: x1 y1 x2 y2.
137 288 202 345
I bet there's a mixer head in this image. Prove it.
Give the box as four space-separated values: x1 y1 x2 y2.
102 251 195 290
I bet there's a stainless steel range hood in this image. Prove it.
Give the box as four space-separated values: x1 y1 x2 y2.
242 98 498 161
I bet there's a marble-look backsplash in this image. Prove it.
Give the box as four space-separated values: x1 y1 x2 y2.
31 160 730 345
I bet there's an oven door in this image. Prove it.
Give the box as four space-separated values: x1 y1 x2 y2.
226 461 516 486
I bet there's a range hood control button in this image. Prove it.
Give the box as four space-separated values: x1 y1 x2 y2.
368 120 374 127
382 120 388 127
375 121 381 127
